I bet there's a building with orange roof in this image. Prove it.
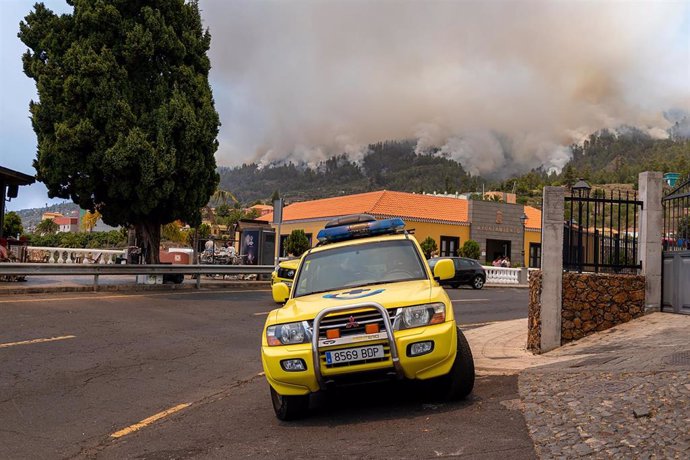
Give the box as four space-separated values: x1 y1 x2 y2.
250 204 273 217
262 190 542 267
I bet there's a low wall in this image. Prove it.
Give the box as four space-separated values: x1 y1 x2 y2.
527 271 542 352
527 271 645 353
561 272 645 343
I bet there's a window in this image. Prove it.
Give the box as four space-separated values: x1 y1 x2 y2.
293 240 427 297
529 243 542 268
440 236 460 257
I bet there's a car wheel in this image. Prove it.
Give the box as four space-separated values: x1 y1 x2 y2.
432 327 475 400
471 275 484 290
270 387 309 421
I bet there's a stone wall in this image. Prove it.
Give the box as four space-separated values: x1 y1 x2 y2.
527 271 645 353
527 270 542 353
561 272 645 343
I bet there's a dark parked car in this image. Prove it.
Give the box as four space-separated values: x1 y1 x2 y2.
427 257 486 289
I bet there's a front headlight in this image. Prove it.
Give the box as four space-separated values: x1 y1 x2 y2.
397 303 446 330
266 322 310 346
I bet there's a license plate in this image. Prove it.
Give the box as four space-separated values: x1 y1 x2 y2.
325 345 384 365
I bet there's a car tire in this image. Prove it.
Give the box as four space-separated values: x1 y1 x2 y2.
270 387 309 421
471 275 484 290
433 327 475 400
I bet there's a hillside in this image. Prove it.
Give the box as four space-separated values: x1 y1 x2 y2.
10 131 688 219
14 202 80 228
220 133 689 206
218 140 481 204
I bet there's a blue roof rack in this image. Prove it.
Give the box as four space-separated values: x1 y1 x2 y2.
316 215 405 244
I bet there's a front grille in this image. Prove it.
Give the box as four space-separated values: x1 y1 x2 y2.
311 307 398 369
310 307 398 339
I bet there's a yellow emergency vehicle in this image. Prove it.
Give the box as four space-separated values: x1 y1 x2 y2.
261 214 475 420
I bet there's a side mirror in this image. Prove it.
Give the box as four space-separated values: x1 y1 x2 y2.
272 282 290 304
433 259 455 281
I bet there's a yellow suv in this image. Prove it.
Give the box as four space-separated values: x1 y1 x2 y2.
261 215 475 420
271 259 300 288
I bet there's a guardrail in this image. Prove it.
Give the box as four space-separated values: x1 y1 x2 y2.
26 246 126 264
0 263 274 289
485 267 521 284
484 267 539 285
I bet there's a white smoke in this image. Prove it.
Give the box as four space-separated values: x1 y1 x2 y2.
201 0 690 175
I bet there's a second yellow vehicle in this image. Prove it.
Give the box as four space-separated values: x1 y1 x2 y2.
261 214 475 420
271 258 300 288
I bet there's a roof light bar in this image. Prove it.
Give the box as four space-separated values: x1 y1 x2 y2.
316 217 405 243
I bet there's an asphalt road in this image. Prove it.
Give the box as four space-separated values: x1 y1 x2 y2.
0 287 532 459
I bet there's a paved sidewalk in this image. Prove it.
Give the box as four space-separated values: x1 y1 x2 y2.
464 313 690 459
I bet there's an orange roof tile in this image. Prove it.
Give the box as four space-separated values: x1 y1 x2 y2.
263 190 469 224
524 206 541 230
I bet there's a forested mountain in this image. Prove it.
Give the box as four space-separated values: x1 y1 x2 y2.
219 140 481 203
220 132 689 206
13 129 686 224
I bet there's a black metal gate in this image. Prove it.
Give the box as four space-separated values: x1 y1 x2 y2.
662 175 690 314
564 185 643 274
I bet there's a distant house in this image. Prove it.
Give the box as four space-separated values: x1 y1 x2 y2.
42 211 63 221
54 216 79 233
251 204 273 217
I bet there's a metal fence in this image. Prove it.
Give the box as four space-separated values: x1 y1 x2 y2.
662 175 690 252
564 188 643 273
0 263 275 289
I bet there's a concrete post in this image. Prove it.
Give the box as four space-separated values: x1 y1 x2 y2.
519 267 529 285
638 172 663 313
540 187 565 352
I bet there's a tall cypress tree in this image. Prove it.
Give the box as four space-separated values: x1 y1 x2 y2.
19 0 220 263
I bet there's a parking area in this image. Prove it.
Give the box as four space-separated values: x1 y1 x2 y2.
0 288 534 459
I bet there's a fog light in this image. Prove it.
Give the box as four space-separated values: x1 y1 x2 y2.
365 324 380 334
280 359 307 372
408 341 434 357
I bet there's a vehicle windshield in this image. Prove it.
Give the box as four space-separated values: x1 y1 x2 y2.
293 239 428 297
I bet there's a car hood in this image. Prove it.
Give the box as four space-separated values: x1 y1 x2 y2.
275 279 444 323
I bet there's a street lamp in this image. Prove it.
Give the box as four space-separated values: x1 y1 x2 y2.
572 179 592 198
520 213 528 267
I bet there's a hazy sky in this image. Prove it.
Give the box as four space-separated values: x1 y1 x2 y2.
2 0 689 211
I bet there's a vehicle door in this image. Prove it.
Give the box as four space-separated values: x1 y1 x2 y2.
453 258 467 283
457 258 475 283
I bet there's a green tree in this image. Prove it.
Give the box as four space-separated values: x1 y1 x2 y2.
20 1 220 263
459 240 480 260
36 218 59 235
285 229 310 257
419 236 437 259
3 212 23 237
216 204 231 218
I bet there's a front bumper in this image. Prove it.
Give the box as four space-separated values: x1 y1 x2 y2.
261 302 457 396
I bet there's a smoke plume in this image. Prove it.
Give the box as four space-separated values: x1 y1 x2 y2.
201 0 690 176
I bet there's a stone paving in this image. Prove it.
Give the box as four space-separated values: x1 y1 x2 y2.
518 313 690 459
520 371 690 459
465 312 690 459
